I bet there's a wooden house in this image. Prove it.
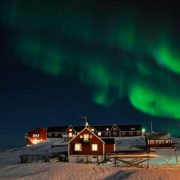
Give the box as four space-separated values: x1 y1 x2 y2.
25 128 47 146
68 127 115 163
47 124 142 140
47 126 69 139
146 132 173 149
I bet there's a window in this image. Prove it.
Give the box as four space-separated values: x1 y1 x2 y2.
69 128 72 132
74 143 82 151
98 132 101 136
113 127 117 131
113 131 117 136
69 132 73 137
92 144 98 151
131 128 135 131
91 128 94 132
83 134 89 142
129 131 133 136
33 134 39 137
48 133 52 137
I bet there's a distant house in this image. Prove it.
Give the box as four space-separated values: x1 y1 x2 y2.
68 127 115 163
25 128 47 146
47 126 69 140
47 124 142 140
146 132 173 149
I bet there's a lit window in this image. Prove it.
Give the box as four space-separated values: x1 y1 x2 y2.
69 128 72 132
98 132 101 136
74 143 82 151
106 128 109 131
131 128 135 131
80 135 83 138
33 134 39 137
69 132 73 137
83 134 89 142
92 144 98 151
91 128 94 132
113 127 117 131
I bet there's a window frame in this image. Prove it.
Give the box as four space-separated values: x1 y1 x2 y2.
74 143 82 151
92 144 98 151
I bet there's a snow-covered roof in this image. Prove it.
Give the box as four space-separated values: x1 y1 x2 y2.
146 133 172 140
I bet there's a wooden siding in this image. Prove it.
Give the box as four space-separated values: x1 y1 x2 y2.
69 128 104 156
105 144 115 154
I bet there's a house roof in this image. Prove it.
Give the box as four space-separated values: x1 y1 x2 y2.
92 125 112 132
117 124 142 131
47 124 142 132
102 138 115 144
68 127 105 144
146 133 172 140
28 128 47 134
47 126 69 132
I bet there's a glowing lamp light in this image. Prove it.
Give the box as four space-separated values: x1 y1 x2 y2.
142 128 146 133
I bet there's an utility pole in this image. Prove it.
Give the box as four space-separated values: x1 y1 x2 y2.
150 120 153 133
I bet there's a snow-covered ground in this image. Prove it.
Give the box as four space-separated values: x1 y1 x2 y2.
0 137 180 179
0 162 180 180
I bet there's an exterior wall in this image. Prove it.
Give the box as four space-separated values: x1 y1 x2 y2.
148 139 173 148
105 144 115 154
121 131 142 137
69 155 104 163
69 128 104 156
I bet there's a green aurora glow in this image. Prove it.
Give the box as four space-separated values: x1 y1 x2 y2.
1 0 180 119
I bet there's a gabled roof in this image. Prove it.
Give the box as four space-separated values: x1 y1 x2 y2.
69 127 105 144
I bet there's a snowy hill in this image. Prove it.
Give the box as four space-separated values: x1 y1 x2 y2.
0 138 68 166
0 137 180 179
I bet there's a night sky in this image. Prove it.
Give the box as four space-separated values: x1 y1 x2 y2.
1 0 180 149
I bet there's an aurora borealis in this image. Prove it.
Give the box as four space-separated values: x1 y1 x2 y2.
1 0 180 147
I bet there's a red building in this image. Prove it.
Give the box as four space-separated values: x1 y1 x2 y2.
68 127 115 163
25 128 47 146
146 132 173 149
